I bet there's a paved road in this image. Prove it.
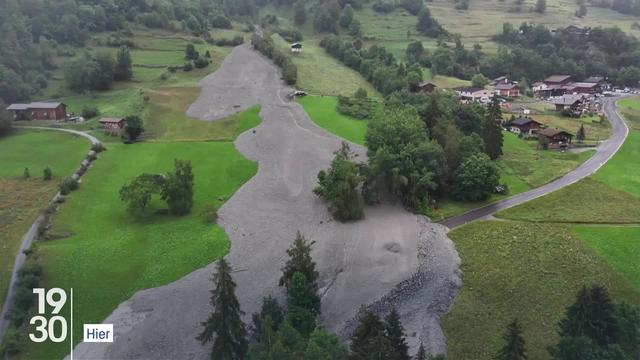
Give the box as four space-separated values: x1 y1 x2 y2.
441 96 630 229
0 126 99 340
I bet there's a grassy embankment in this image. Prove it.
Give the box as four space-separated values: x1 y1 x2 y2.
0 130 89 313
442 97 640 359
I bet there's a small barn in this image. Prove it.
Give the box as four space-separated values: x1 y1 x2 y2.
99 117 126 136
290 43 302 53
551 95 584 113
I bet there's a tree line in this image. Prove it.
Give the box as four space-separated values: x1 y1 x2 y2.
251 35 298 85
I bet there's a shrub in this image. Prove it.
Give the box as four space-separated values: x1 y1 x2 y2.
202 204 218 224
193 56 210 68
43 166 52 180
183 61 193 71
91 142 105 153
59 177 79 195
277 29 303 42
0 326 20 355
337 95 376 119
8 259 42 327
81 105 100 119
23 167 30 179
210 14 232 29
214 36 244 47
373 1 396 13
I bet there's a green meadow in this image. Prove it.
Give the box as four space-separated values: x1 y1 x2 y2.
298 96 368 145
0 130 90 314
443 221 640 360
18 114 259 359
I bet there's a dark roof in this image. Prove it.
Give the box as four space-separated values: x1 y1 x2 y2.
99 117 125 123
571 82 599 88
584 76 605 83
455 86 485 93
551 95 583 105
495 83 518 90
510 117 542 126
7 102 64 110
539 128 573 138
418 82 437 88
290 43 302 48
544 75 572 83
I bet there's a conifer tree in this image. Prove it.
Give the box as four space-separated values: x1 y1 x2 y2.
286 272 319 337
495 319 527 360
576 124 586 143
197 258 247 360
350 310 391 360
384 308 410 360
416 343 427 360
484 95 504 159
559 285 620 346
279 232 319 290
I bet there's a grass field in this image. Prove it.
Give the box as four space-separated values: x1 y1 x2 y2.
18 127 259 358
443 221 640 360
0 130 89 178
534 113 611 141
497 178 640 223
271 35 380 97
0 130 90 316
145 89 262 141
352 0 640 57
299 96 368 145
574 226 640 289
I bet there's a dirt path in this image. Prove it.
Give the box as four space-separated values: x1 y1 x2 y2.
69 45 460 359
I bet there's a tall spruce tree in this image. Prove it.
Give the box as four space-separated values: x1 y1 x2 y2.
484 95 504 159
559 285 621 346
197 258 248 360
416 343 427 360
350 310 391 360
496 319 527 360
286 272 320 337
384 308 410 360
279 232 319 290
576 124 586 143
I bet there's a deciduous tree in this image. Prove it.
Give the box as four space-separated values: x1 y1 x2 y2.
451 153 499 201
114 45 132 81
161 159 194 216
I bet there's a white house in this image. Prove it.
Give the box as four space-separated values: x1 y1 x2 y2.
455 87 493 104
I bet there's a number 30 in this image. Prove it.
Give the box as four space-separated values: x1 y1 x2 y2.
29 315 67 343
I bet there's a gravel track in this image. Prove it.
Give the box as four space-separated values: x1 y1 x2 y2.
69 45 460 359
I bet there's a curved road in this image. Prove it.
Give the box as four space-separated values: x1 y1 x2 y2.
0 126 99 340
442 96 630 229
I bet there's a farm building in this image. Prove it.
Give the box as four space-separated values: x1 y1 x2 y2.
544 75 572 86
509 116 542 136
99 117 126 136
495 83 520 98
417 82 437 93
569 82 601 94
290 43 302 53
539 128 574 149
7 102 67 121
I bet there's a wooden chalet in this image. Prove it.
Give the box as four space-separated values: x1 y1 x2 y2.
99 117 126 136
551 95 584 114
495 83 520 98
7 102 67 121
509 116 542 136
538 128 573 149
417 82 437 93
